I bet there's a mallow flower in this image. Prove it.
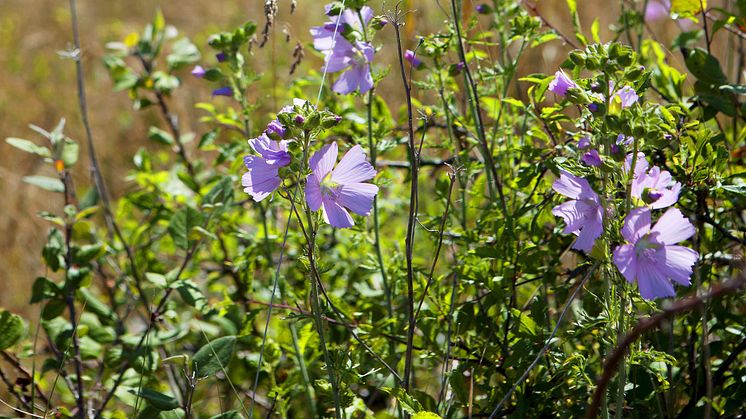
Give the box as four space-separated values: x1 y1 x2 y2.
625 153 681 209
551 170 604 252
613 207 698 300
548 70 576 97
582 149 602 167
404 50 423 69
613 85 639 108
311 5 375 94
306 142 378 228
242 134 291 202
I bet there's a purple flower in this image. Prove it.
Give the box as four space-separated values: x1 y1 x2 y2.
191 65 206 78
212 87 233 97
617 134 633 146
327 38 375 94
645 0 670 22
577 136 591 149
582 149 602 167
404 49 423 69
216 52 227 62
475 3 491 14
311 5 374 51
242 134 291 202
613 207 698 300
551 170 604 252
548 70 577 97
311 5 376 94
625 153 681 209
265 120 285 138
614 85 639 108
306 142 378 228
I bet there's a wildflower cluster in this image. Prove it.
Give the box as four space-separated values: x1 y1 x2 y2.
546 44 698 300
243 99 378 228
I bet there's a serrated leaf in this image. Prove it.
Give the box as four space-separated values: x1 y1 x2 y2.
6 137 50 157
0 310 25 350
168 206 204 249
23 176 64 192
192 336 236 378
381 387 423 414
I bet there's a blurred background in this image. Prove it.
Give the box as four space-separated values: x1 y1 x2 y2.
0 0 721 317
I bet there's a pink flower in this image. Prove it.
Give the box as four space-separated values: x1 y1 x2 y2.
306 142 378 228
551 170 604 252
548 70 576 97
404 50 423 69
613 207 698 300
242 134 291 202
625 153 681 209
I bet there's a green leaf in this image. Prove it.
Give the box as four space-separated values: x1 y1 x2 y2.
511 308 538 336
192 336 236 378
5 137 50 157
413 413 442 419
148 126 174 145
0 310 25 350
167 38 201 71
31 277 59 304
168 206 204 249
23 176 64 192
381 387 423 414
174 280 208 312
131 388 180 411
61 139 79 167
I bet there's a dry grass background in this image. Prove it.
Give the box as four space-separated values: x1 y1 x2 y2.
0 0 718 318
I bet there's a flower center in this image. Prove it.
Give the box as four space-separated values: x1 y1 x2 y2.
634 234 661 259
320 173 340 198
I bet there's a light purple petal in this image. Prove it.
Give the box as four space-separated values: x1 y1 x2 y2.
331 145 376 184
650 207 695 245
310 142 339 180
305 175 323 211
582 149 602 167
337 182 378 216
650 181 681 209
552 170 597 201
572 209 603 252
322 196 355 228
621 207 651 243
548 70 576 96
624 152 649 179
636 259 676 300
332 66 363 94
613 244 637 284
242 158 281 202
551 201 586 235
359 6 374 25
660 245 698 285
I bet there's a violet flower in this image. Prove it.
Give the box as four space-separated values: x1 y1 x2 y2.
311 5 376 94
625 153 681 209
191 65 206 78
265 120 285 138
613 207 698 300
242 134 291 202
548 70 576 97
216 52 227 62
613 85 639 108
212 87 233 97
306 142 378 228
551 170 604 252
582 149 602 167
404 50 423 69
577 136 591 149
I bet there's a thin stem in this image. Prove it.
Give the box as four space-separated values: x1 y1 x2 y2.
306 214 342 419
392 13 418 393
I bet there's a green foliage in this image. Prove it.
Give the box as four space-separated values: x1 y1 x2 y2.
4 2 745 418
